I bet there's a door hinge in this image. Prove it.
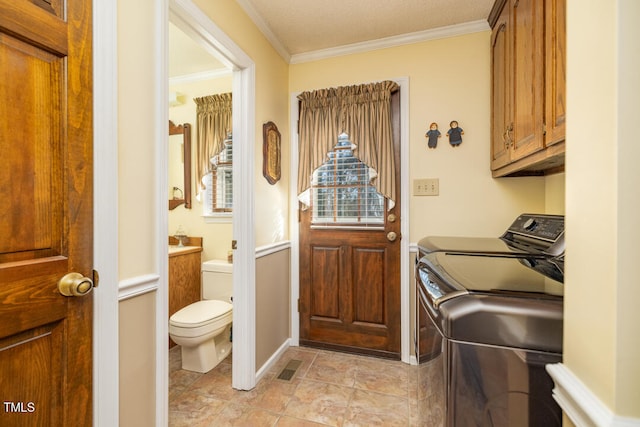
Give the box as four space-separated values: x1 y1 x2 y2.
297 298 300 312
92 269 100 288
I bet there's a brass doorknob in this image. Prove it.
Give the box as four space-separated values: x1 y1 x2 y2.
58 272 94 297
387 231 398 242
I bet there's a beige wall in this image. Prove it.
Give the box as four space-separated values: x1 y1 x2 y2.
545 173 565 214
193 0 291 248
290 32 554 242
168 76 235 261
117 0 159 424
118 0 158 280
119 293 156 427
256 249 291 370
565 0 640 418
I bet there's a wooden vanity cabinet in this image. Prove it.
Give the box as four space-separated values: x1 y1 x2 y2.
490 0 566 177
168 237 202 348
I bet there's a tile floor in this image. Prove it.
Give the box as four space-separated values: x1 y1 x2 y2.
169 345 444 426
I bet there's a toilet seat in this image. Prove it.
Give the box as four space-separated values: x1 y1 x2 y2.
170 300 232 328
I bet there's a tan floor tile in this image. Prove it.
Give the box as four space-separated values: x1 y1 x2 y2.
170 368 203 390
168 346 432 427
210 403 280 426
169 400 230 427
303 352 359 386
189 369 245 401
344 388 410 426
241 378 300 412
354 361 409 397
169 411 213 427
169 389 227 414
284 380 353 426
276 415 333 426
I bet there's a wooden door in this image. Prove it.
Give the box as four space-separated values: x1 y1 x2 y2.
510 0 545 160
299 93 401 359
0 0 93 426
490 3 512 171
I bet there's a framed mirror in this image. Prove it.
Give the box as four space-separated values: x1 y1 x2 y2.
169 120 192 210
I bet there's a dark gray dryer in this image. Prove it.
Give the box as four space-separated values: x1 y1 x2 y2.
415 214 565 426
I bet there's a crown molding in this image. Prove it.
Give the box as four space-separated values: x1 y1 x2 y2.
236 1 488 65
235 0 291 63
290 19 490 64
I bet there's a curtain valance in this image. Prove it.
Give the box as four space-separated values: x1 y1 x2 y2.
297 80 398 209
194 93 232 193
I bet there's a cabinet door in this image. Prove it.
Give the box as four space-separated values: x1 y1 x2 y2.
511 0 545 160
545 0 566 146
169 251 202 347
491 5 512 170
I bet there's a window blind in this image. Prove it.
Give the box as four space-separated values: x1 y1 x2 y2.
311 133 384 227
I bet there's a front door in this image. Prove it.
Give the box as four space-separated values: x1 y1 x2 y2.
299 92 401 359
0 0 93 425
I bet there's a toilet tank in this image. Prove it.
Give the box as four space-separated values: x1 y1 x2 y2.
201 259 233 302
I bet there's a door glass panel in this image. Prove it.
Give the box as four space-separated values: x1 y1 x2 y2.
311 133 384 227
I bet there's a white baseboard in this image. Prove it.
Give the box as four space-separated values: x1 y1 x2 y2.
546 363 640 427
255 339 291 383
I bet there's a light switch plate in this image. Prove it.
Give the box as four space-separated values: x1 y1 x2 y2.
414 178 439 196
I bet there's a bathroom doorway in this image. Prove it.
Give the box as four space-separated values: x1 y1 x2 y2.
166 0 257 401
167 18 233 347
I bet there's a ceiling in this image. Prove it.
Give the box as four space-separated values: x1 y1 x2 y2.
170 0 494 77
238 0 494 58
169 22 226 78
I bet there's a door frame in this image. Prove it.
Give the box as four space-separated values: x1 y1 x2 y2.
167 0 257 393
288 77 411 363
93 0 119 425
92 0 257 426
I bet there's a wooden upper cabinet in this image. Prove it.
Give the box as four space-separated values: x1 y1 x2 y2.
511 0 545 160
544 0 566 147
489 0 566 177
490 4 511 170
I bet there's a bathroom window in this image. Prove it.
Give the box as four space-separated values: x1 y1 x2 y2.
195 93 232 220
311 134 384 227
203 133 232 218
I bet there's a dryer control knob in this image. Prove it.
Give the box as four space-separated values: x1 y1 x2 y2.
523 218 537 231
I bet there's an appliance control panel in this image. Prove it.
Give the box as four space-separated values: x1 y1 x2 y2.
505 214 564 242
501 214 565 256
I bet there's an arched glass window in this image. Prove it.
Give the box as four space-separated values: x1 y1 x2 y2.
311 133 384 227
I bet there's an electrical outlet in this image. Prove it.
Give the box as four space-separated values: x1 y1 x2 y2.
414 178 439 196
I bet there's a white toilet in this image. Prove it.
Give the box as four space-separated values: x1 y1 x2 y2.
169 259 233 373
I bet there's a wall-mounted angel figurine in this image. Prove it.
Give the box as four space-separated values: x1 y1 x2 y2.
425 122 441 149
447 120 464 147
